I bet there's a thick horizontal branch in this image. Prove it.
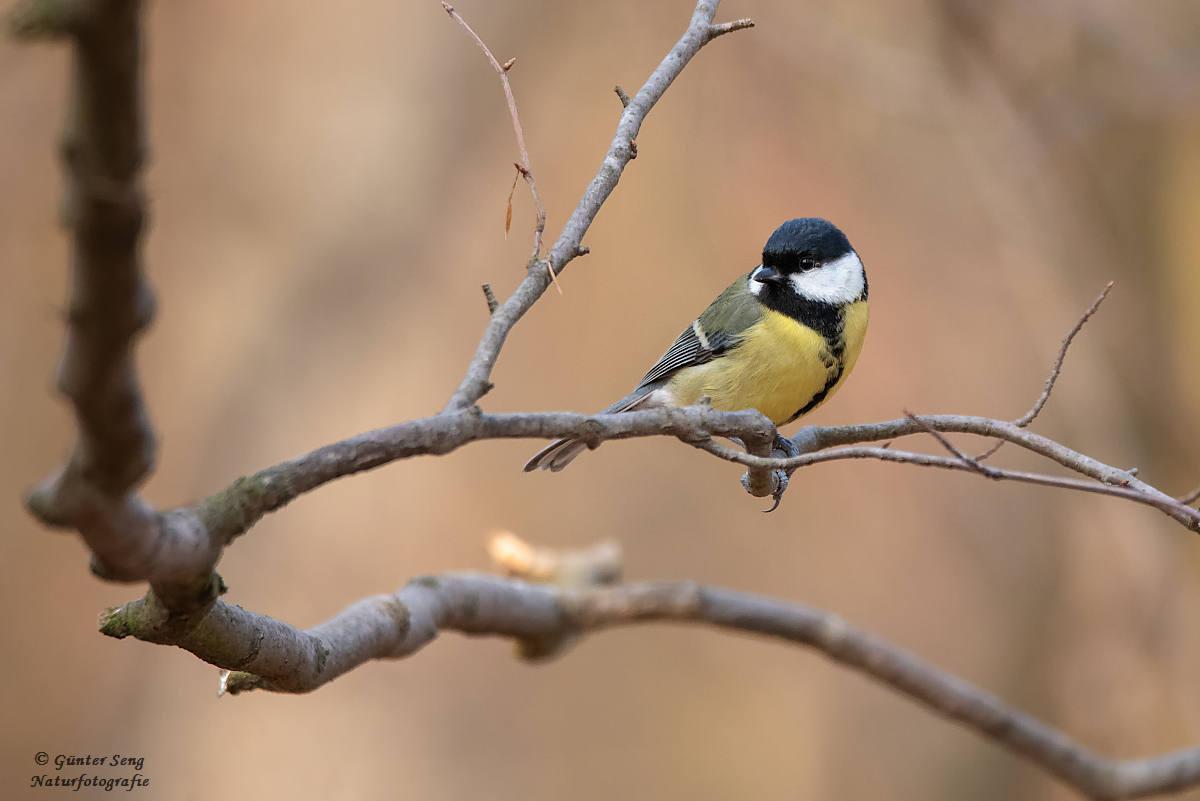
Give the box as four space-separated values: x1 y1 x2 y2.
101 570 1200 799
197 406 774 554
210 405 1197 548
42 403 1197 613
118 404 1192 605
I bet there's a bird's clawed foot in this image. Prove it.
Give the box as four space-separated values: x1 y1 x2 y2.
739 434 800 512
764 434 800 512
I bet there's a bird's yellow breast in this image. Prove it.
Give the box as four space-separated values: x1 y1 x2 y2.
667 300 868 426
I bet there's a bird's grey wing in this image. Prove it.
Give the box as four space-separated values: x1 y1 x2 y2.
636 274 761 390
635 324 712 389
525 274 760 473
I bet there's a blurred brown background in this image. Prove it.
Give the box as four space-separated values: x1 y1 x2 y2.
3 0 1200 798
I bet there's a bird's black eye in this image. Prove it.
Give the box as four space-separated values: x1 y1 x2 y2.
799 257 816 271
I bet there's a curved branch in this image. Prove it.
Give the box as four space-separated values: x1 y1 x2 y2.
100 569 1200 799
16 0 160 583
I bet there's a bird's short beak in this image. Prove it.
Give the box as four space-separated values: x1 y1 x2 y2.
754 265 786 286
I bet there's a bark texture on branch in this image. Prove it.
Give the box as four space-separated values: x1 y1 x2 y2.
100 568 1200 799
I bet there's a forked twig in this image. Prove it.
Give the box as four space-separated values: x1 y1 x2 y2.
904 410 1000 478
441 2 560 292
694 435 1200 532
444 0 746 411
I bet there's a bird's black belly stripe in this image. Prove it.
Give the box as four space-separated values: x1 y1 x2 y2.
760 288 858 424
787 311 849 423
788 362 844 423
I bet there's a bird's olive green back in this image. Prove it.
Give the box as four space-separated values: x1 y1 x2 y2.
697 275 762 339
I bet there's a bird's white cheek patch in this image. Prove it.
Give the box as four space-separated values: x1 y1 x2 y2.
749 265 765 297
789 252 865 304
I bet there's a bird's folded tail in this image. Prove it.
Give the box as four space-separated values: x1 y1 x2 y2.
522 438 590 472
522 387 664 472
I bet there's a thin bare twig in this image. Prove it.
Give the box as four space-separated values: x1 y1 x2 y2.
99 545 1200 799
441 4 546 258
440 3 562 295
695 437 1200 532
1016 281 1114 428
975 437 1008 463
1179 485 1200 506
703 409 1200 530
977 282 1115 462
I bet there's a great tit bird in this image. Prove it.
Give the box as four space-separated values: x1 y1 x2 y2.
524 217 868 472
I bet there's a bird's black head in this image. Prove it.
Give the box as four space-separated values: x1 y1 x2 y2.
761 218 853 273
750 218 866 316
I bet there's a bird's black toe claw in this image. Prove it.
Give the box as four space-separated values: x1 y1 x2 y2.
764 469 788 512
